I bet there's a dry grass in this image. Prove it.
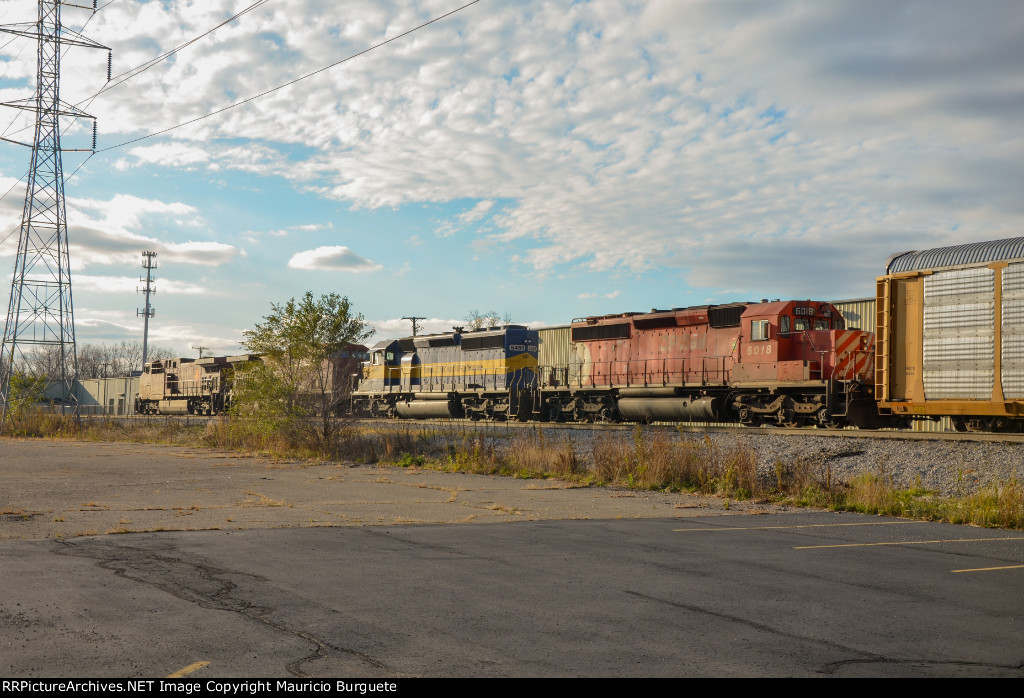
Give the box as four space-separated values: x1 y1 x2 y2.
6 413 1023 530
592 429 758 498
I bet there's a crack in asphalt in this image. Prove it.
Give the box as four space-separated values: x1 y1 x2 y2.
624 590 888 669
819 657 1024 676
626 590 1024 676
359 527 471 557
53 538 390 677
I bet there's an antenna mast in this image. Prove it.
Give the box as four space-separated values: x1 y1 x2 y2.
138 251 157 366
0 1 108 424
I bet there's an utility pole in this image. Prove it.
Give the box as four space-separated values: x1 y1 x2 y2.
192 345 209 359
402 316 426 336
138 251 157 366
0 1 108 425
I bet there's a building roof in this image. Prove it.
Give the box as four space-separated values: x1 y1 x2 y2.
886 236 1024 274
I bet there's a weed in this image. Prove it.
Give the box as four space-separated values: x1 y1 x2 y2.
396 452 426 467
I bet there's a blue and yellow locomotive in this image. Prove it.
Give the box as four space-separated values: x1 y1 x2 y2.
352 325 539 419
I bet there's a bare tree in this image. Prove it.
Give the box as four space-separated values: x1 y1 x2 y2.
27 341 180 380
464 309 512 330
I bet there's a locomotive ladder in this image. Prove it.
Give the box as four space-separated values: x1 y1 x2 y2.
875 278 890 401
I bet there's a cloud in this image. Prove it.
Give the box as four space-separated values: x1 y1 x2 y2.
458 200 494 224
372 316 463 339
240 222 332 240
37 194 246 269
73 275 213 295
123 143 210 169
287 245 382 272
74 308 244 354
4 0 1021 297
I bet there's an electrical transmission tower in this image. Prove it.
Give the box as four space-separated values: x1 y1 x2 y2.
138 251 157 366
0 1 107 423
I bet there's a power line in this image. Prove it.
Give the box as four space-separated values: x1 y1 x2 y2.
95 0 271 98
0 153 93 252
1 0 481 236
0 1 264 143
1 0 107 423
0 0 118 154
97 0 482 152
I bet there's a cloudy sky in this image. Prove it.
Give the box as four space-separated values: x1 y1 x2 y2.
1 0 1022 355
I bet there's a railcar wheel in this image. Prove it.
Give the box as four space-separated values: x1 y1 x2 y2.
546 404 561 422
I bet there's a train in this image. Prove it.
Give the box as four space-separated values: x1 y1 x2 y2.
135 236 1024 432
134 348 368 416
351 299 880 428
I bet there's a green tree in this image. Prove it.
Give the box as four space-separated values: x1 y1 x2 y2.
2 371 49 423
234 292 373 451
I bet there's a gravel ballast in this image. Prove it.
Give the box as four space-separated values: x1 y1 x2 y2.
695 431 1023 497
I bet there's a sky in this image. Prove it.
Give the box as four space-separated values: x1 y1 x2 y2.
1 0 1022 356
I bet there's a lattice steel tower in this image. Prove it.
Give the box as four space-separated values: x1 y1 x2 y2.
0 1 107 422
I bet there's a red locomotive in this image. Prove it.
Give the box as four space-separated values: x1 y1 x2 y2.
531 299 876 427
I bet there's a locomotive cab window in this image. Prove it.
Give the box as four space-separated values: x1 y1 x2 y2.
814 319 830 330
779 316 791 336
750 320 770 341
794 318 810 332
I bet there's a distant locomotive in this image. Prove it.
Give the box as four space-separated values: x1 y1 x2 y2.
135 355 254 415
135 347 368 416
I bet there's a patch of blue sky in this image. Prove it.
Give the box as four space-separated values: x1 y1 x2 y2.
639 48 656 80
718 95 752 121
259 31 287 49
759 106 787 125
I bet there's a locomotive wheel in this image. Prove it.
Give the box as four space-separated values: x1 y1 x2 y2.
737 405 761 427
545 404 561 422
781 410 799 429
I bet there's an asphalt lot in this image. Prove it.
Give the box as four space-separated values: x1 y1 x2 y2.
1 439 1022 677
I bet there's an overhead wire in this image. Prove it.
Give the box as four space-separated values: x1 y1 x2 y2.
95 0 270 98
0 0 230 231
2 0 482 246
0 0 273 143
0 1 117 247
97 0 482 152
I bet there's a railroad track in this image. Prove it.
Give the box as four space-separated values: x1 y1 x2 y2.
351 418 1024 444
77 413 1024 443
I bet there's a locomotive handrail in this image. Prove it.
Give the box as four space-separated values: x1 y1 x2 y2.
554 355 733 390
